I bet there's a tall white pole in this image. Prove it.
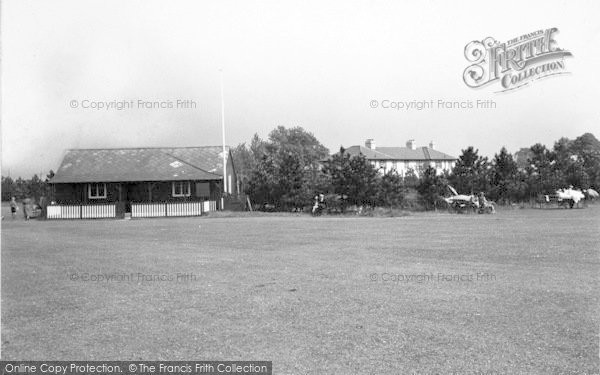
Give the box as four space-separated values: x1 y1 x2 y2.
220 69 227 204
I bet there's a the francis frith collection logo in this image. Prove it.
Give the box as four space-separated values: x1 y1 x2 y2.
463 28 572 92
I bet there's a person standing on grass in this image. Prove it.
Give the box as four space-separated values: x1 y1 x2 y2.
477 192 485 213
22 198 32 221
10 197 18 219
312 193 325 215
312 194 319 215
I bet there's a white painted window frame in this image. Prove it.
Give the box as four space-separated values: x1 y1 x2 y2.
172 181 191 197
88 183 107 199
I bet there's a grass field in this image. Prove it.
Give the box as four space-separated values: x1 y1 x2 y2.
1 205 599 374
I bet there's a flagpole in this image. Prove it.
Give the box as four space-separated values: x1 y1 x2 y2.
220 68 227 209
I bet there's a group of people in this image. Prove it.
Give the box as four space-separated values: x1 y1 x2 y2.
8 196 35 220
312 192 495 215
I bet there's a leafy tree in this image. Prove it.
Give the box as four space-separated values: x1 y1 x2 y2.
568 133 600 188
346 153 380 207
277 152 307 209
563 157 588 189
14 177 29 199
417 166 447 210
246 152 278 207
232 134 267 194
2 172 55 201
266 126 328 166
231 143 254 190
403 168 419 188
448 146 490 194
377 170 405 210
267 126 330 197
28 175 46 201
1 176 15 201
244 126 329 210
322 147 380 211
490 147 522 203
524 136 598 195
526 143 556 194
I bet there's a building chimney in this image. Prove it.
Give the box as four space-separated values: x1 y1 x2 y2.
406 139 416 150
429 141 435 150
365 139 376 149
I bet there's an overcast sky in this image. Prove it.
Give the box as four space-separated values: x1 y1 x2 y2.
2 0 599 178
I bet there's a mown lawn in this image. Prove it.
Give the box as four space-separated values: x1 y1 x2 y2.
1 206 599 374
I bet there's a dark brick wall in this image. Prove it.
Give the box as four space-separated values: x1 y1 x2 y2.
52 180 221 204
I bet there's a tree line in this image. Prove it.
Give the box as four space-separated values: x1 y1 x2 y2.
2 129 598 211
232 127 599 211
1 171 55 202
448 133 600 204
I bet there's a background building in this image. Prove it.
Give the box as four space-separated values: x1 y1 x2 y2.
345 139 457 176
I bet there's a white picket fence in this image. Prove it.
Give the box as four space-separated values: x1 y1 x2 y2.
131 200 216 218
47 204 116 219
203 200 217 212
131 203 166 218
82 204 116 218
166 201 203 217
47 201 217 219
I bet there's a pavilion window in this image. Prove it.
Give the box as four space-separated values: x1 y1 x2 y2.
88 183 107 199
172 181 191 197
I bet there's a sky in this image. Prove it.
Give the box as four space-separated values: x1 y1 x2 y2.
1 0 599 178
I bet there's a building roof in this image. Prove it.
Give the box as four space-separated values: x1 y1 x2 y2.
50 147 230 183
345 145 456 161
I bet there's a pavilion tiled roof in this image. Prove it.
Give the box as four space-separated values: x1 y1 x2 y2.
50 147 229 183
345 145 456 161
